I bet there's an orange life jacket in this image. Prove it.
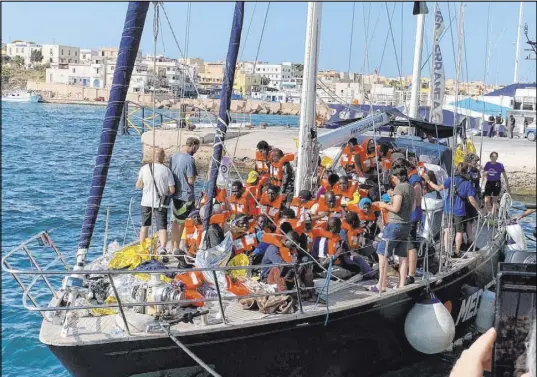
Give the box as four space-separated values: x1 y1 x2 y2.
333 182 358 206
184 219 203 254
255 150 272 175
289 197 315 219
175 271 205 290
246 183 262 202
228 192 255 217
317 196 342 216
269 153 295 186
347 205 378 223
382 158 392 170
358 138 378 173
261 233 295 263
340 145 360 169
341 220 364 249
226 275 250 296
311 228 342 258
259 192 285 221
232 232 259 255
199 188 227 207
278 218 305 235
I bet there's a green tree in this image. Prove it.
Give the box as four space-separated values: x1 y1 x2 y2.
11 56 24 67
30 49 43 64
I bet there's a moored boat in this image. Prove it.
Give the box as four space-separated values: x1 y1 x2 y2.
1 90 42 103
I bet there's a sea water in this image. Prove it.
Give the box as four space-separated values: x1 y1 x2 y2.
1 102 535 377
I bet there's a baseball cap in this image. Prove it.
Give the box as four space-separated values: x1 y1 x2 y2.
246 171 259 184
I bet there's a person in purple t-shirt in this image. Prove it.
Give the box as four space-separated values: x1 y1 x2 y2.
481 151 510 214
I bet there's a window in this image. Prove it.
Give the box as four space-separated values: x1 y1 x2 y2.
96 68 99 74
72 68 76 73
50 48 53 55
61 49 64 55
75 60 78 63
68 59 71 63
73 78 77 83
111 66 115 71
49 58 53 63
75 51 77 56
68 50 71 56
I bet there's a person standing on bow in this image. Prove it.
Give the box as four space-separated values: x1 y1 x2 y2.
372 167 416 292
170 137 200 255
136 147 175 257
482 151 510 215
270 148 295 205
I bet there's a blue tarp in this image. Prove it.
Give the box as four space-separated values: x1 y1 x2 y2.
446 98 511 116
484 83 536 98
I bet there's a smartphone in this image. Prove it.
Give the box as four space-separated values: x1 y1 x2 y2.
492 263 536 377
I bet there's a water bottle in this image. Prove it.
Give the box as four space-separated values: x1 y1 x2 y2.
475 289 496 333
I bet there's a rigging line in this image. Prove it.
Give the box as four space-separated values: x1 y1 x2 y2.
344 3 356 114
360 2 371 74
378 3 397 73
384 2 405 104
160 4 218 130
249 2 270 97
239 2 258 62
479 2 492 163
400 2 404 103
150 2 159 248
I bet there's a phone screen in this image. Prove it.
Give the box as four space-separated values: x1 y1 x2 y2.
493 270 536 377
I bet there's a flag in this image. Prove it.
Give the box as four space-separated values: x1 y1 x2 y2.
217 156 231 187
430 3 445 124
413 1 429 15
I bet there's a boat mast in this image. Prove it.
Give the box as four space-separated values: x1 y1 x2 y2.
203 2 244 232
76 2 149 270
295 2 322 197
409 2 428 119
513 1 523 83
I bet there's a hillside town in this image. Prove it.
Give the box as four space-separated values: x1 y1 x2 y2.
1 39 507 106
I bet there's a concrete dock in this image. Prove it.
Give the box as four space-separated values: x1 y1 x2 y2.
141 128 536 197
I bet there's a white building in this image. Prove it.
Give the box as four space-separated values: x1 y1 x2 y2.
80 49 98 64
5 41 80 66
46 61 105 88
254 62 293 90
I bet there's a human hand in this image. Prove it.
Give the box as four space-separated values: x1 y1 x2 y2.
449 327 496 377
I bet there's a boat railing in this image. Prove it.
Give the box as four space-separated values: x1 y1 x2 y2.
2 230 315 334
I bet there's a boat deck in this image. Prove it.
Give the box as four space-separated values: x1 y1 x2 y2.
40 254 480 347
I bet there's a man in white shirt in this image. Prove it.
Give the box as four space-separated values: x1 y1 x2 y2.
136 148 175 255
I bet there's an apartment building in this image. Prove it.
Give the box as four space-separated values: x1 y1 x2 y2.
254 62 293 90
199 62 225 89
233 71 263 96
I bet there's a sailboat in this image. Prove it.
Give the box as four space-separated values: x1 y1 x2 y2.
2 2 527 377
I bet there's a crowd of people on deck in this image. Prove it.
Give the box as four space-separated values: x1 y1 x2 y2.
135 135 511 295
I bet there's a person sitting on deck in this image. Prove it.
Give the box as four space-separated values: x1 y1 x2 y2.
259 184 286 223
200 204 227 249
260 230 301 289
333 175 358 207
340 137 361 173
230 214 258 256
355 137 379 177
348 197 380 240
227 180 256 219
245 170 265 202
184 210 203 257
317 172 340 199
255 140 272 177
270 148 295 204
309 191 343 223
289 190 316 221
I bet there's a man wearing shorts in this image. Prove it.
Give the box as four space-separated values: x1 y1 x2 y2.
135 148 175 254
373 167 415 292
170 137 200 252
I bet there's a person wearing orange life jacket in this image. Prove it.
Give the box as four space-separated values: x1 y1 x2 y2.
227 180 256 219
183 210 204 256
310 191 343 222
317 172 339 199
245 171 265 202
259 230 300 282
333 175 358 206
340 137 361 173
339 213 377 277
259 184 286 222
355 137 379 177
347 198 381 241
255 140 272 177
230 214 259 255
269 148 295 203
289 190 316 220
197 187 227 209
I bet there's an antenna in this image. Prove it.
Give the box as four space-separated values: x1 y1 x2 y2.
523 23 536 60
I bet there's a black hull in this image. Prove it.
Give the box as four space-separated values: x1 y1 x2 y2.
48 252 499 377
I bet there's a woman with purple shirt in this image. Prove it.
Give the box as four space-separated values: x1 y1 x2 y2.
481 151 510 214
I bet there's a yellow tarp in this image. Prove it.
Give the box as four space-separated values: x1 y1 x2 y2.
227 254 249 279
108 236 157 270
454 139 477 166
90 296 118 316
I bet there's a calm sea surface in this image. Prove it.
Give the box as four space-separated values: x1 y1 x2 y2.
1 102 535 377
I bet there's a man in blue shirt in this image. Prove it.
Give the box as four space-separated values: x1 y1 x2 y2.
424 162 484 257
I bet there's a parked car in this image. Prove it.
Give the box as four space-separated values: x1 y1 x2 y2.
526 126 536 141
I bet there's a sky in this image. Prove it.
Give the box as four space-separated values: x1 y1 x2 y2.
2 1 536 85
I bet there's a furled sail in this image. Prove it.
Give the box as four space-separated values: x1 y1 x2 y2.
77 2 149 267
430 3 445 124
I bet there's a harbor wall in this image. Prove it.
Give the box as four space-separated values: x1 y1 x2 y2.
25 81 332 119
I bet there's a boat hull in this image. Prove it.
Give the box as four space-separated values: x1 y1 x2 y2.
47 250 500 377
1 94 42 103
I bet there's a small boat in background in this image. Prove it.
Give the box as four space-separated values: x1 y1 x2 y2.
1 90 42 103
